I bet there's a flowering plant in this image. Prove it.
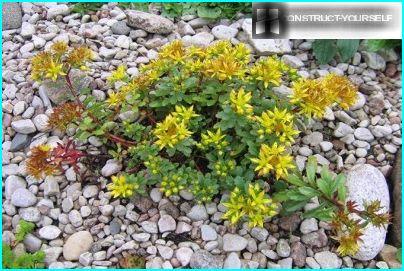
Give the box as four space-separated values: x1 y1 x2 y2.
27 40 388 256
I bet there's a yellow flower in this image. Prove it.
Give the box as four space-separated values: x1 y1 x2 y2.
186 45 206 59
201 128 226 146
335 234 361 256
107 175 136 198
206 40 232 57
172 105 199 124
107 65 127 84
250 142 295 179
45 60 66 81
290 78 331 118
230 88 253 115
159 40 186 63
255 107 299 144
223 183 278 227
204 54 245 81
250 57 284 88
153 114 192 149
106 91 124 107
322 73 358 110
232 43 251 64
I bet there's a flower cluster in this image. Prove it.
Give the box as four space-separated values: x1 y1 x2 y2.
255 107 299 144
26 145 58 179
31 41 93 82
108 175 136 198
291 73 358 118
229 88 254 116
160 170 188 197
152 106 197 150
223 183 279 227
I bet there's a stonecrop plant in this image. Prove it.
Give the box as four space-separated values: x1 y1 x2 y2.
27 40 389 256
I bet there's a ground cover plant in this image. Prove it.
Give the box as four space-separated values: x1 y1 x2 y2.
28 40 389 257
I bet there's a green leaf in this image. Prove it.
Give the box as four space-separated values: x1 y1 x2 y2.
281 200 308 214
298 186 321 198
287 189 312 201
306 156 317 183
335 173 347 202
286 174 306 187
272 190 289 202
302 203 334 221
197 6 221 19
313 40 337 64
336 39 359 62
316 178 332 198
15 220 35 242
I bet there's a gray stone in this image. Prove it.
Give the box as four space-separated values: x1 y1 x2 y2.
2 3 22 30
44 176 60 196
176 247 194 266
132 232 150 242
190 250 223 268
99 47 118 59
334 122 354 137
362 52 386 71
182 32 214 47
20 22 35 38
150 188 162 202
212 25 238 40
23 233 42 253
69 210 83 227
158 214 176 233
187 205 208 221
111 21 131 35
354 127 374 142
101 159 122 177
141 221 158 233
33 114 49 132
314 251 342 268
63 231 93 261
10 133 30 151
223 234 248 252
114 35 131 49
302 132 323 146
370 125 393 138
83 185 98 198
276 239 291 258
47 4 69 19
126 10 174 34
11 119 36 134
319 141 333 152
19 207 41 222
350 92 366 110
281 55 304 68
79 252 93 266
5 175 26 199
44 247 63 265
11 188 36 207
109 219 121 235
242 19 291 55
301 229 328 248
250 227 269 242
38 225 61 240
300 218 318 234
224 252 241 268
201 225 217 241
278 257 293 268
290 242 306 267
346 164 389 261
157 245 173 260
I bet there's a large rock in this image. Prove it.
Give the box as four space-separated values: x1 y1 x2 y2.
126 10 174 34
189 250 223 268
390 148 401 247
63 231 93 261
39 69 91 105
241 19 291 55
346 164 389 261
2 3 22 30
362 51 386 71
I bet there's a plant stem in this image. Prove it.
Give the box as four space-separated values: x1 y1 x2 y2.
64 70 136 147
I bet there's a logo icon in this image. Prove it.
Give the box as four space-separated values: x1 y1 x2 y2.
253 3 287 39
